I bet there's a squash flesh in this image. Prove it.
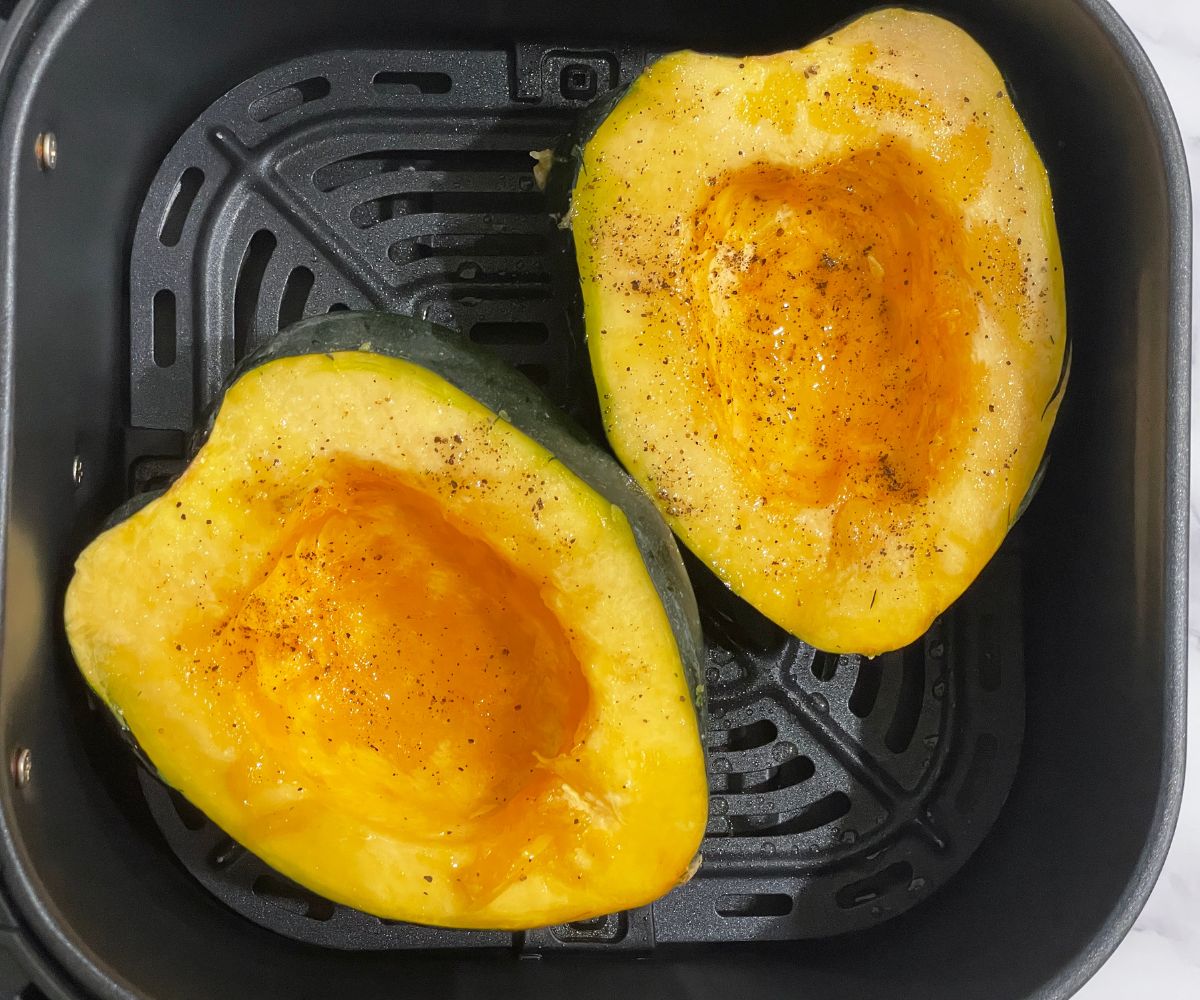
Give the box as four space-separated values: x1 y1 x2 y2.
65 350 707 928
572 9 1066 654
208 462 590 827
687 150 981 511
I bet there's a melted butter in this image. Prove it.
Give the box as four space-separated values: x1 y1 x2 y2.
738 62 809 135
191 459 588 833
687 141 988 521
805 42 993 202
807 43 934 140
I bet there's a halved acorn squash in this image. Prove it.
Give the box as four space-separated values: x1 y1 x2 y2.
569 8 1067 654
64 313 707 929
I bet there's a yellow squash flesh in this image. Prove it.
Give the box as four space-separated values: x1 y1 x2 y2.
65 348 707 929
572 9 1067 654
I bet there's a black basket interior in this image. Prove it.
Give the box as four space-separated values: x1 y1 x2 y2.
0 1 1184 998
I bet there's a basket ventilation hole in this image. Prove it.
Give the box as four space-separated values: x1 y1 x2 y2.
835 861 914 909
725 755 815 794
553 913 628 943
884 643 926 753
353 190 540 230
152 289 177 368
810 650 839 682
233 229 277 360
316 148 537 195
711 718 777 753
372 70 452 95
849 655 883 718
725 790 851 837
158 167 204 247
399 233 546 262
248 76 331 123
278 266 315 330
252 874 335 921
715 893 793 917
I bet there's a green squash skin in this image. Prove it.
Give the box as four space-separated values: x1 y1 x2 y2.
544 79 633 217
92 313 706 773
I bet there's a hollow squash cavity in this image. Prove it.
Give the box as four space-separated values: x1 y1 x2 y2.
687 149 981 512
203 460 590 831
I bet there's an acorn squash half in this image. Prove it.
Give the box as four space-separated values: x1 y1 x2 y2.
64 313 707 929
570 8 1067 654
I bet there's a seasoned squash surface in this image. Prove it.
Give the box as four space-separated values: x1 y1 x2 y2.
66 316 707 929
572 9 1067 653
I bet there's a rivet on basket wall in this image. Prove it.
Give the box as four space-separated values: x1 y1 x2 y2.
11 747 32 789
34 131 56 171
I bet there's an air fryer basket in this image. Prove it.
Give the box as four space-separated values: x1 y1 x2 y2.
118 40 1027 951
0 1 1188 999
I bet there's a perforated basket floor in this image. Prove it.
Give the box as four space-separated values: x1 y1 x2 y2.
125 45 1024 951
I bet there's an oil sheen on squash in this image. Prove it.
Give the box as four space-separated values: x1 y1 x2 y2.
571 8 1067 654
64 347 706 929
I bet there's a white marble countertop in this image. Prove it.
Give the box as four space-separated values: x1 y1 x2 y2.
1074 0 1198 996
